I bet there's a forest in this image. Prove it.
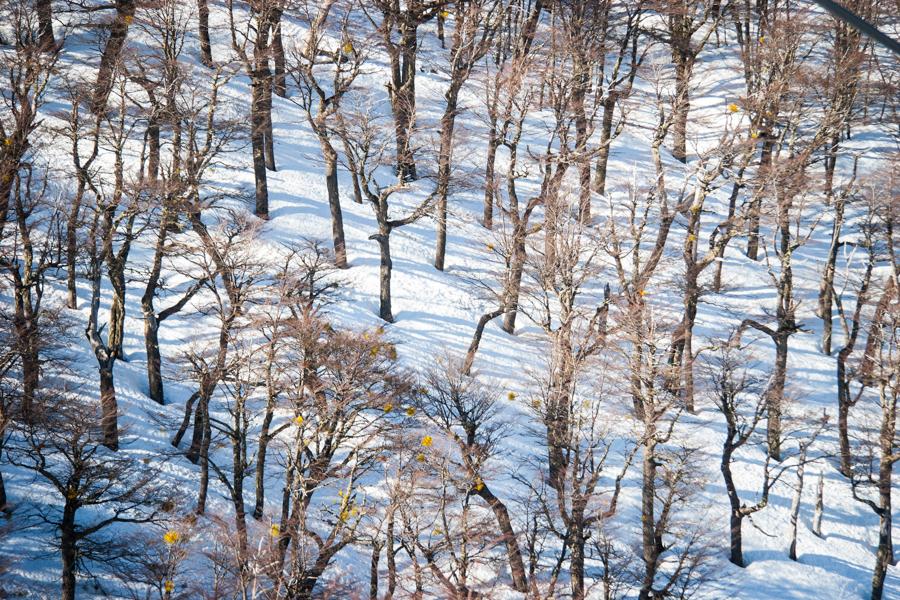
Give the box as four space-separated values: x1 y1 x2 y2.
0 0 898 598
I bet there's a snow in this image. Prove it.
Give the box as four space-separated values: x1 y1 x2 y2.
1 2 898 599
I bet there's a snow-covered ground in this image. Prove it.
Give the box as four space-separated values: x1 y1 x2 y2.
1 2 898 599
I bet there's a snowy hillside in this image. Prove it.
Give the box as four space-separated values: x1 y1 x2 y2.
0 1 898 599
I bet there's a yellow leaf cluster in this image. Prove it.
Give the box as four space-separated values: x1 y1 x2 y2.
163 530 181 545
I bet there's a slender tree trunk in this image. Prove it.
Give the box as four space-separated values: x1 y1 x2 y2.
21 342 39 419
60 506 78 600
373 225 393 322
476 486 528 593
812 471 824 537
143 309 164 403
108 291 125 361
768 333 787 461
462 308 504 375
746 137 773 261
818 197 845 355
639 440 659 600
593 93 617 196
323 149 347 268
264 77 277 171
197 395 211 513
36 0 55 50
198 0 213 67
369 542 382 600
501 228 526 334
671 56 691 163
272 9 287 97
99 361 119 451
788 448 807 560
251 74 270 219
483 129 498 229
433 84 461 271
92 0 136 114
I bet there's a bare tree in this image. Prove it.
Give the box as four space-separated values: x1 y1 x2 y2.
7 396 177 600
432 0 504 271
289 0 362 269
368 0 446 182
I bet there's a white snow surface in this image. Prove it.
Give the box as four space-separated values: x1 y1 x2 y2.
1 3 898 599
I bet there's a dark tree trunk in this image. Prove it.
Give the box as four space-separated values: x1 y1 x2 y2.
746 136 773 261
271 9 287 97
671 56 691 163
264 78 277 171
433 82 461 272
36 0 55 50
372 226 393 322
476 485 528 593
92 0 136 114
767 333 787 461
99 361 119 451
198 0 213 67
147 117 160 181
391 25 419 182
323 151 347 268
251 75 270 219
60 504 78 600
21 342 39 419
818 194 845 355
483 129 498 230
593 93 617 196
108 291 125 361
571 525 586 600
369 542 381 600
143 309 164 404
462 308 504 375
639 440 659 600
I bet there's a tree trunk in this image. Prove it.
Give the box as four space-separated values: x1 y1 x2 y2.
433 84 461 271
108 291 125 361
593 93 617 196
476 485 528 593
373 227 393 322
392 25 419 182
197 395 211 513
99 361 119 451
462 308 504 375
812 471 824 537
60 505 78 600
21 342 39 419
571 525 586 600
788 448 807 560
746 137 773 261
253 388 276 519
264 77 277 171
768 334 787 461
251 74 270 219
36 0 55 50
323 150 347 268
818 196 845 355
501 227 526 334
197 0 213 67
143 308 164 404
271 9 287 97
369 542 381 600
92 0 136 114
639 440 659 600
483 130 498 230
671 57 691 163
